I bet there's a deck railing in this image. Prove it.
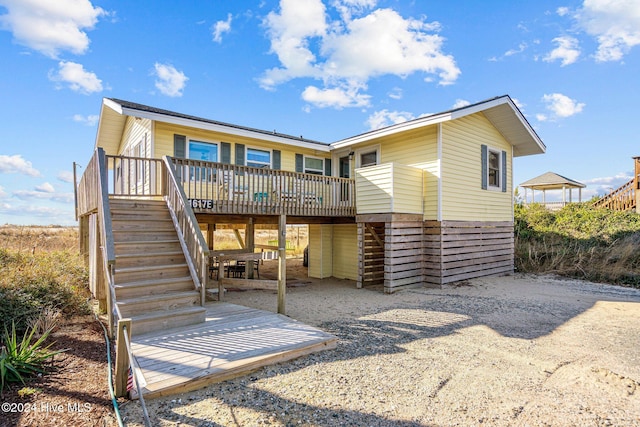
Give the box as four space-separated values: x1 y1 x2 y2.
593 178 636 211
162 156 210 305
105 155 163 197
171 158 356 216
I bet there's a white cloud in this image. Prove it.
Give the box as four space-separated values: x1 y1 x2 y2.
0 154 40 176
13 189 74 203
35 182 55 193
557 7 570 17
153 63 188 97
544 36 581 66
49 61 103 94
366 109 415 130
212 13 232 43
575 0 640 62
260 1 460 109
504 42 528 57
388 87 402 100
539 93 585 121
73 113 99 126
302 83 370 108
0 0 106 58
0 185 6 198
0 203 75 223
57 170 74 183
452 99 470 109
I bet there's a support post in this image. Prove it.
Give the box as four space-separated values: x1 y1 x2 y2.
277 214 287 314
114 318 132 397
247 218 255 279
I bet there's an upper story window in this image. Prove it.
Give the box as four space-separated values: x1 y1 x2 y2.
488 148 501 188
188 140 218 181
247 148 271 168
481 144 506 192
189 140 218 163
355 146 380 168
304 156 324 175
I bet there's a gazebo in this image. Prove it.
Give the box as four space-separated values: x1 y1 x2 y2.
519 171 586 209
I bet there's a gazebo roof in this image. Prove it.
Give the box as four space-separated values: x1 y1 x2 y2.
520 171 586 191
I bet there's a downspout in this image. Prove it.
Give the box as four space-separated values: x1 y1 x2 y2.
437 123 443 222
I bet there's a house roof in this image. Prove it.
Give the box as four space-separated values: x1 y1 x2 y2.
96 98 331 155
95 95 546 158
330 95 546 157
520 171 586 190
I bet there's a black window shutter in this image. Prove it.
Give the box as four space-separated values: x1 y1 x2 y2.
501 150 507 192
481 144 488 190
273 150 281 170
324 158 332 176
173 134 186 181
295 153 303 173
221 142 231 164
235 144 245 166
174 134 186 158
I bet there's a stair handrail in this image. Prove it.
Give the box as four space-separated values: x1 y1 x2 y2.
593 177 635 211
161 155 210 305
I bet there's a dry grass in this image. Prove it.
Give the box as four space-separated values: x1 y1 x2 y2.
0 225 79 253
211 225 309 255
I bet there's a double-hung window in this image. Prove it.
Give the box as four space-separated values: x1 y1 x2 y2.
247 148 271 168
304 156 324 175
188 140 218 181
481 144 507 192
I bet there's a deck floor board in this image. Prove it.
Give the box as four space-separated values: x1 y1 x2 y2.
129 302 337 399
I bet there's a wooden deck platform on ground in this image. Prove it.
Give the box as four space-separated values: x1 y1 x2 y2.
129 302 337 399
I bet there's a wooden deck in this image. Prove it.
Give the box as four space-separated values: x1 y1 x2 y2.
128 302 337 399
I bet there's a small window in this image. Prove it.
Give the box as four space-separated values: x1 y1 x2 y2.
488 149 500 188
360 150 377 167
247 148 271 168
134 141 145 184
188 140 218 181
304 156 324 175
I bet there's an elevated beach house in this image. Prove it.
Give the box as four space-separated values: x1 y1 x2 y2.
76 95 545 337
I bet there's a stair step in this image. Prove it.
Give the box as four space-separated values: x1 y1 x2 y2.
115 240 182 254
111 219 174 232
114 276 194 299
115 251 186 268
113 230 179 242
129 306 207 336
115 263 190 283
117 291 200 318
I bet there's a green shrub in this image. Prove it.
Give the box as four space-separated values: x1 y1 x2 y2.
0 322 64 391
0 249 89 336
515 204 640 288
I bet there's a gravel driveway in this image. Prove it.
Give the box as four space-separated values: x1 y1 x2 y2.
121 271 640 426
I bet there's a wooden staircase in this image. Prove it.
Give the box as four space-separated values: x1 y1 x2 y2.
110 198 206 336
593 156 640 212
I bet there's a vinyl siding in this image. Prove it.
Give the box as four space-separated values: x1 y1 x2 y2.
153 122 329 172
119 117 152 156
331 224 358 280
441 113 513 221
308 224 333 279
348 126 439 218
355 163 423 214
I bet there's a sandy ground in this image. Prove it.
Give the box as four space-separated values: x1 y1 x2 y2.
120 259 640 426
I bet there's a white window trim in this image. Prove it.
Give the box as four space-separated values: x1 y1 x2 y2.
304 155 324 175
246 146 272 168
355 144 381 168
187 139 220 162
486 146 502 192
187 139 219 182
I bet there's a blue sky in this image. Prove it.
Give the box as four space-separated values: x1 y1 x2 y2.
1 0 639 226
